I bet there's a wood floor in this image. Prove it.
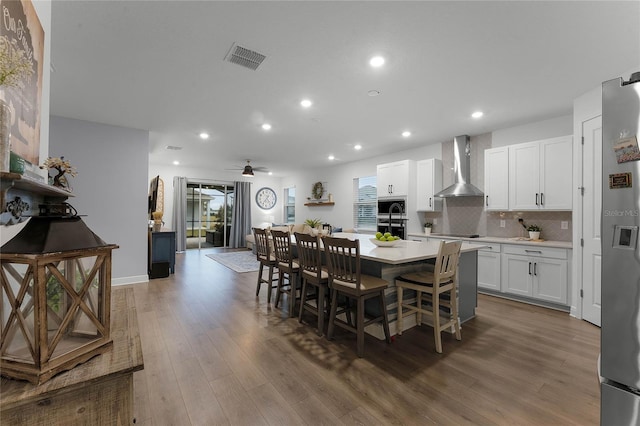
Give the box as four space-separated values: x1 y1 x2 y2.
127 248 600 425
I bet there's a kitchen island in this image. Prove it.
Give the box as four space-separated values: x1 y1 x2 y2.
329 233 486 339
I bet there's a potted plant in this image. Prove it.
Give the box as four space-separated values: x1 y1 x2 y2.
305 218 322 235
424 222 433 235
527 224 541 240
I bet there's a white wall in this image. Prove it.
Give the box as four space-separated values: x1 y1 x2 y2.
491 114 573 147
49 116 149 285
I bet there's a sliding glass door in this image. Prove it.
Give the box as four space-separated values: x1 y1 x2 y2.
186 182 234 249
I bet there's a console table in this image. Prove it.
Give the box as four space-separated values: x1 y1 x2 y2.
0 288 144 425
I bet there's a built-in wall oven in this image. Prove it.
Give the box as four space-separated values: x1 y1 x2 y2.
377 198 407 239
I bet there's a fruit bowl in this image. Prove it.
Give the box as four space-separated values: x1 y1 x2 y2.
370 238 400 247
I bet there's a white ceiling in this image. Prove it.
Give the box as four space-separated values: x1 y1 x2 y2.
49 1 640 177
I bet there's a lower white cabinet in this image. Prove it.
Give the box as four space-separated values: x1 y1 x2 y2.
501 245 568 304
465 242 501 291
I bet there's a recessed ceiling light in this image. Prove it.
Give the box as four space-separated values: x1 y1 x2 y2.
354 144 362 150
367 90 380 97
402 131 411 138
300 99 312 108
369 56 385 67
328 155 335 161
262 123 272 130
173 160 180 165
268 171 273 176
199 132 209 139
471 111 484 119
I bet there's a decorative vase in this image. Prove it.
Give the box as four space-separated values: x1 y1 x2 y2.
424 227 432 235
529 231 540 240
0 99 11 172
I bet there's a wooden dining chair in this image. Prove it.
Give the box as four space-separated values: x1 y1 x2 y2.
323 236 391 357
271 229 300 317
294 232 330 335
395 240 462 353
253 227 278 304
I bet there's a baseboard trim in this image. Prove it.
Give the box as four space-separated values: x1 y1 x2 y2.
112 275 149 286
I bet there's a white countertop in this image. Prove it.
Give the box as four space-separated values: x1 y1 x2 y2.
330 233 486 265
406 233 572 249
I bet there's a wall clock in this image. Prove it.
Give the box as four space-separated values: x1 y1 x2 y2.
256 187 277 210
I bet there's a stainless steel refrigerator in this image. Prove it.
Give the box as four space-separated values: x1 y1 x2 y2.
601 71 640 425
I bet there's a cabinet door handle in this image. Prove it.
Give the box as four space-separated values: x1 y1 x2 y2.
533 262 537 276
486 195 489 207
535 193 539 205
429 197 432 208
540 193 544 206
525 250 542 254
528 262 532 275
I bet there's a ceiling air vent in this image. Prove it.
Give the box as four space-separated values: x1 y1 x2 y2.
165 145 182 151
224 43 266 71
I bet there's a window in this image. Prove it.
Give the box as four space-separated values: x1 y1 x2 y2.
353 176 377 231
284 187 296 224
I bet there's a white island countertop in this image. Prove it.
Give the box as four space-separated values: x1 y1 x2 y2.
330 233 487 265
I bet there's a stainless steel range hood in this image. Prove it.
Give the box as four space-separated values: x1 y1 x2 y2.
435 135 484 198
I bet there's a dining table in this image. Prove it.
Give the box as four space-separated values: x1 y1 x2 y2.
295 232 487 339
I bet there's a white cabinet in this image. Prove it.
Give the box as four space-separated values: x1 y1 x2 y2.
377 160 414 198
416 159 443 211
477 244 501 291
509 136 573 211
465 242 502 291
501 245 568 304
483 147 509 211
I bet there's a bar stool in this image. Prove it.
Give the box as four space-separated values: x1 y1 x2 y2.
271 229 300 317
324 236 391 357
294 232 330 335
253 227 278 304
395 240 462 353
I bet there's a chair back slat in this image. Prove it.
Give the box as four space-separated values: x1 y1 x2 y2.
433 240 462 285
253 228 271 260
271 230 293 267
294 232 322 279
323 236 360 291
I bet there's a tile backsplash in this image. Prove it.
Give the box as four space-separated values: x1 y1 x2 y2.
423 201 572 241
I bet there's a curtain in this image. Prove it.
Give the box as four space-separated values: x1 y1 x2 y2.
173 176 188 252
229 181 252 248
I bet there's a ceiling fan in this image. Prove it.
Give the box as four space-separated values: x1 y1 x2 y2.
226 160 269 177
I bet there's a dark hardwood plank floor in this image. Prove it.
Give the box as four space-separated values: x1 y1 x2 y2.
127 248 600 425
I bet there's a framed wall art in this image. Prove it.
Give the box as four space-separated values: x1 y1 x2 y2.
0 0 44 166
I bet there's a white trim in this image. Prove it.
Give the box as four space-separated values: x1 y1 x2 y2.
112 275 149 286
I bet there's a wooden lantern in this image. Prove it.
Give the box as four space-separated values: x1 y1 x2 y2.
0 215 118 384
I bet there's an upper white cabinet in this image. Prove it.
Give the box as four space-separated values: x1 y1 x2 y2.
483 147 509 211
377 160 415 198
508 136 573 211
416 159 443 211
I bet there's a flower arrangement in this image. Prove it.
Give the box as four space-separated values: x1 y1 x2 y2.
40 156 77 190
424 222 433 228
0 36 34 89
526 224 541 232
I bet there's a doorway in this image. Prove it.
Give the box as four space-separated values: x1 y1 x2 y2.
186 182 235 249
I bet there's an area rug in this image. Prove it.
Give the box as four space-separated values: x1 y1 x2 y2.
206 251 260 273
